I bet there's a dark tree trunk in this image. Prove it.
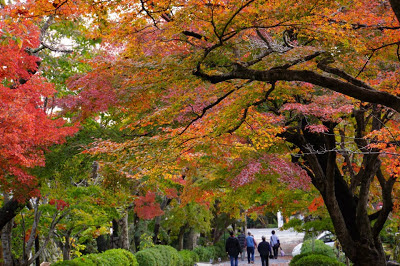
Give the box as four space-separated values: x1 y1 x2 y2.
62 233 71 261
177 224 188 251
111 219 119 249
281 107 393 266
133 214 140 252
153 197 171 244
0 198 25 232
153 216 161 244
389 0 400 23
96 234 109 252
35 236 40 266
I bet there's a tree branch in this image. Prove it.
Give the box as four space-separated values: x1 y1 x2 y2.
193 65 400 112
0 198 26 231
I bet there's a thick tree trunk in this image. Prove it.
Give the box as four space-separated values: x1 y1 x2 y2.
153 216 161 244
184 228 198 250
62 232 71 261
0 198 25 232
96 234 109 252
111 219 119 249
118 213 129 250
283 117 389 266
389 0 400 23
1 220 14 266
177 224 188 251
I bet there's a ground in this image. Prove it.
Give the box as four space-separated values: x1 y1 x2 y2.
197 228 304 266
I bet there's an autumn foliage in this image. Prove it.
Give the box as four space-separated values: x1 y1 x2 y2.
0 7 76 200
2 0 400 265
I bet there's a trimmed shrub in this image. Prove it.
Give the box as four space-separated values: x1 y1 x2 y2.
293 254 345 266
300 239 336 258
179 250 200 266
290 253 312 265
135 248 161 266
193 246 215 262
135 245 184 266
52 249 138 266
153 245 183 266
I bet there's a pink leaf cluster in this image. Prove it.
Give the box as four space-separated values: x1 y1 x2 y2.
304 124 329 133
230 155 311 191
266 155 311 191
230 160 262 188
281 94 353 122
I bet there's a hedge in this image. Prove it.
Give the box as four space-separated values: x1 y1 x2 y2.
135 245 185 266
300 239 336 258
135 248 161 266
52 249 138 266
193 246 216 262
292 253 346 266
179 250 200 266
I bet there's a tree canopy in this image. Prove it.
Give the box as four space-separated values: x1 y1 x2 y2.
1 0 400 265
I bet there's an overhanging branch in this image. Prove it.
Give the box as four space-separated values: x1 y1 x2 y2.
193 64 400 112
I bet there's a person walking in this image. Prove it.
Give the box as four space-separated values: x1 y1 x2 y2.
245 231 257 264
270 230 280 259
257 236 272 266
225 231 241 266
237 229 246 261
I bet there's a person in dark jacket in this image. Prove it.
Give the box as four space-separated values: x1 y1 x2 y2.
257 236 272 266
225 231 241 266
237 229 246 261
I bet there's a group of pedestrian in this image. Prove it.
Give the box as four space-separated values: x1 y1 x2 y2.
225 229 281 266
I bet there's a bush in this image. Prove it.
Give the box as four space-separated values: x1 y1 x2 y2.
300 239 336 258
213 241 228 260
135 245 183 266
153 245 183 266
193 246 216 262
52 249 138 266
290 253 312 265
135 248 161 266
292 254 345 266
179 250 200 266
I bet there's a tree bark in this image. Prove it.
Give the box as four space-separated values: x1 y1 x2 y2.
389 0 400 23
62 235 71 261
1 220 14 266
118 213 129 250
194 66 400 113
153 216 162 244
177 224 188 251
283 117 390 266
0 198 25 232
35 236 40 266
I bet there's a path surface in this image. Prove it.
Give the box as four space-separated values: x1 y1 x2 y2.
197 228 304 266
197 256 292 266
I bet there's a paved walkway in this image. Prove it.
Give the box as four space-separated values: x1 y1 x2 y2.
197 228 303 266
197 255 292 266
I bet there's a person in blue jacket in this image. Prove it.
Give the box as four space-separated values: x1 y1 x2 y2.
245 231 257 264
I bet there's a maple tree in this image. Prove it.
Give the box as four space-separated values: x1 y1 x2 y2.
0 4 78 231
6 0 400 265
